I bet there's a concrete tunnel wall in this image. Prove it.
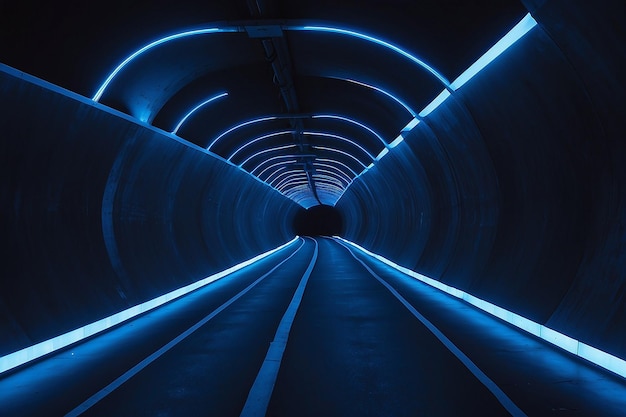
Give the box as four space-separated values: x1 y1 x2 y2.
1 0 624 367
0 68 301 357
337 0 626 359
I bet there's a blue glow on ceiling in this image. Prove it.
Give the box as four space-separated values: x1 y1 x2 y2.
334 77 418 118
418 89 451 118
317 158 359 176
303 131 376 160
228 130 293 161
172 92 228 134
239 144 298 168
314 168 351 184
277 179 309 192
250 155 304 175
336 237 626 381
93 27 236 101
313 163 354 182
285 183 342 197
451 13 537 90
257 160 297 179
312 146 368 167
312 114 387 147
313 175 346 190
288 25 450 87
264 166 290 183
229 130 375 162
209 116 279 150
271 171 306 188
0 237 300 376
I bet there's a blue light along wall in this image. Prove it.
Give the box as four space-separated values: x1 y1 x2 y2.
337 1 626 359
0 66 300 357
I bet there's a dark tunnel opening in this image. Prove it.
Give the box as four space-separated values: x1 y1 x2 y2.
293 205 343 237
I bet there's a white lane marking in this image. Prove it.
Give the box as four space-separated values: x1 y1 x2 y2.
334 238 527 417
239 238 319 417
65 238 306 417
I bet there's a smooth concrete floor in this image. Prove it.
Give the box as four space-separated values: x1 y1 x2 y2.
1 237 625 416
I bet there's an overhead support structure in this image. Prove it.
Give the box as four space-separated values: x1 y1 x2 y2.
245 1 321 205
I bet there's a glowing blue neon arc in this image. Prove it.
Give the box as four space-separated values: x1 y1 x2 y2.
289 25 450 87
239 144 298 168
313 114 387 147
228 131 293 161
172 92 228 134
337 77 418 118
93 28 232 101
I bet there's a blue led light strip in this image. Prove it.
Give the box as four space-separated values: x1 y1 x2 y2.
228 131 293 161
335 237 626 380
93 27 237 101
314 168 352 185
333 77 418 119
313 163 354 183
0 237 300 376
172 92 228 134
312 146 368 167
256 160 297 180
239 144 298 168
269 169 303 187
312 114 388 148
287 26 450 87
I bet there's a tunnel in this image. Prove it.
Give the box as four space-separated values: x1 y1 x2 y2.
1 0 625 415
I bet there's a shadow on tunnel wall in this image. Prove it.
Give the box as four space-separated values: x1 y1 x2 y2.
0 68 300 357
336 0 626 359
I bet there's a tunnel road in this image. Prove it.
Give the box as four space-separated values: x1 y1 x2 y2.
1 238 626 416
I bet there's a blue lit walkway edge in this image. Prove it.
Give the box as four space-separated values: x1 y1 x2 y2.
335 237 626 380
0 237 301 376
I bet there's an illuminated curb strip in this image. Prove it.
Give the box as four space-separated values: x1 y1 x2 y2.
335 237 626 380
0 237 300 376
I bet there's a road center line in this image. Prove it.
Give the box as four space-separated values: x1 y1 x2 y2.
239 237 318 417
335 238 527 417
65 238 306 417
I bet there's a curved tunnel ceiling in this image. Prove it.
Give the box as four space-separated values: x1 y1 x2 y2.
0 0 528 208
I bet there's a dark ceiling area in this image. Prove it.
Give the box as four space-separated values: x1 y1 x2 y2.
0 0 526 207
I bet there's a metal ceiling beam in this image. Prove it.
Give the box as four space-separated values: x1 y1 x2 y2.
246 0 321 205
